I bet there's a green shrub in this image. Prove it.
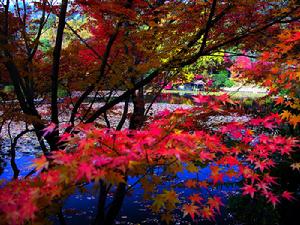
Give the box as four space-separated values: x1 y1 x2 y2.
211 70 235 88
58 87 68 97
3 85 14 93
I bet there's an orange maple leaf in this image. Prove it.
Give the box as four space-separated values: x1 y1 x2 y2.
188 193 203 204
280 110 291 120
33 155 49 171
185 179 197 188
289 115 300 128
275 96 284 105
207 196 224 214
200 206 215 220
182 204 199 220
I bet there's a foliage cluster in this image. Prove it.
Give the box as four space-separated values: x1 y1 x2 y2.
0 0 299 224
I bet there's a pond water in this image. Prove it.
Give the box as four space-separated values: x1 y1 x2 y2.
0 150 241 225
0 92 246 224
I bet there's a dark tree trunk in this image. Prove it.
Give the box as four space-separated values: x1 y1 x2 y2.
103 182 127 225
129 87 145 130
50 0 68 151
94 181 108 225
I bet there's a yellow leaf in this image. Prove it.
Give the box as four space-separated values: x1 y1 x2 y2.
291 163 300 171
186 163 198 173
152 195 165 212
161 213 173 224
289 115 300 128
280 110 291 120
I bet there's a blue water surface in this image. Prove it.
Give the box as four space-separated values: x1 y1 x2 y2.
0 152 241 225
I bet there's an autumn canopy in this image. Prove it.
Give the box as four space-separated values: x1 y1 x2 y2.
0 0 299 225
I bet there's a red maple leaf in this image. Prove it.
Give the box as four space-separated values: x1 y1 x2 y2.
76 162 94 181
193 95 210 104
19 200 38 221
263 174 278 185
282 191 295 201
42 122 57 136
267 193 280 207
241 184 256 198
254 160 269 172
217 93 234 105
200 151 215 161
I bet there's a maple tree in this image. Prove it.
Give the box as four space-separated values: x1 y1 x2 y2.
0 0 300 224
0 95 299 224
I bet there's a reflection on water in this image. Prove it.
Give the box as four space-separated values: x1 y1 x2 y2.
0 156 6 177
0 92 242 224
0 153 240 224
0 153 35 180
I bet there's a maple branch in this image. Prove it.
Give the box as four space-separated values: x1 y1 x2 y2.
97 138 121 156
104 112 111 128
69 25 120 127
69 0 137 128
85 68 161 123
98 24 120 83
176 5 300 69
177 2 232 58
126 169 152 193
51 0 68 126
85 60 187 123
198 0 217 54
126 158 179 193
34 129 49 154
0 3 26 111
64 18 118 76
144 72 177 118
278 15 300 23
24 168 37 179
69 86 95 126
203 6 300 56
216 50 258 59
57 207 66 225
22 0 27 23
7 119 17 179
1 7 45 133
81 90 100 122
65 21 103 59
28 0 49 62
15 0 31 55
1 7 50 152
3 0 9 37
116 95 129 130
9 127 35 179
81 3 298 125
12 1 50 110
144 83 165 118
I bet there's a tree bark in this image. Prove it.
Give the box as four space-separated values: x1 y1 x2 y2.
129 87 145 130
49 0 68 150
103 181 127 225
94 181 108 225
